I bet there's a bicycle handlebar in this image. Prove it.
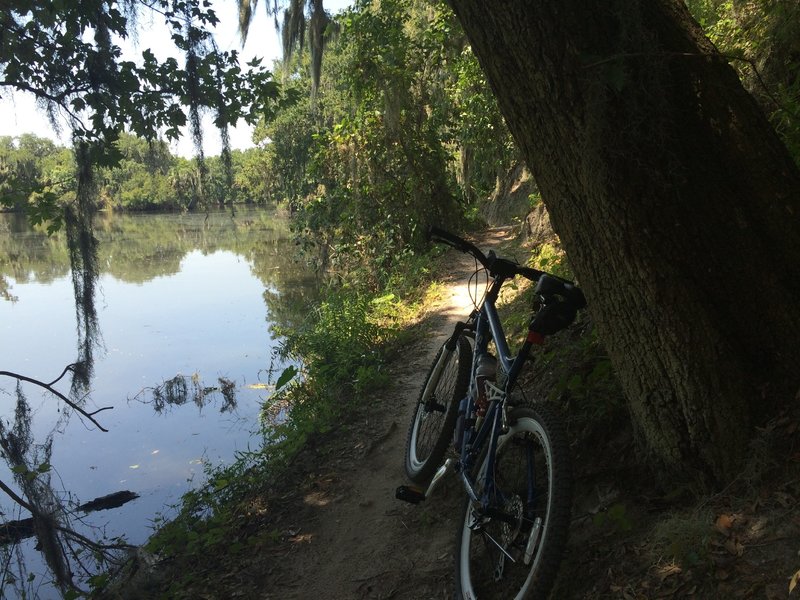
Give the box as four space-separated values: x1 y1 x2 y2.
428 227 488 265
429 226 543 281
428 226 586 310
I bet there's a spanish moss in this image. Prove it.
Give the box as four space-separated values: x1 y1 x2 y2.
0 386 72 595
308 0 332 97
65 143 101 398
238 0 259 42
183 6 208 210
282 0 306 61
239 0 335 95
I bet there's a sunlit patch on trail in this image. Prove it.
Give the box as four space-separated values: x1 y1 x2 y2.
304 491 331 507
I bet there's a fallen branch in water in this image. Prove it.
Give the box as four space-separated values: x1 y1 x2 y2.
0 364 113 432
0 489 141 546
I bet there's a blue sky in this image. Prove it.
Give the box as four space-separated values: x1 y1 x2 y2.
0 0 352 157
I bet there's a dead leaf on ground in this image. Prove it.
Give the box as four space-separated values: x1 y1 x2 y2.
789 567 800 594
658 564 682 581
715 514 735 535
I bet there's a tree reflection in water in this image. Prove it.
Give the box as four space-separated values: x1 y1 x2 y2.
0 207 319 596
0 159 128 596
133 374 238 414
0 383 132 598
65 150 102 397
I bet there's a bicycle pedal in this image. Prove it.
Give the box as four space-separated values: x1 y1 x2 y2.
395 485 426 504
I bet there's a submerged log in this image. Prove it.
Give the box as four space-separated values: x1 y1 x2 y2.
78 490 139 512
0 490 139 545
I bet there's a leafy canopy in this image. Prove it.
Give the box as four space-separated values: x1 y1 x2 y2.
0 0 278 165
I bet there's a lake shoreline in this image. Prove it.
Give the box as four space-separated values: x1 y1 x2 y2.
0 206 316 597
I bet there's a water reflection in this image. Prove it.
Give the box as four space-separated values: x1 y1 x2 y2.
1 209 310 283
0 384 131 597
1 210 318 318
134 374 238 414
0 275 16 303
65 162 102 397
0 208 317 598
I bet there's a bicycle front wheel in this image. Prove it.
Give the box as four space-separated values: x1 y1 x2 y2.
404 334 471 484
455 403 571 600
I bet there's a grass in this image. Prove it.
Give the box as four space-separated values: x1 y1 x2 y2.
649 509 715 568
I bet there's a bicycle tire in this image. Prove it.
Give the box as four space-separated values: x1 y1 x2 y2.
454 402 572 600
404 334 471 484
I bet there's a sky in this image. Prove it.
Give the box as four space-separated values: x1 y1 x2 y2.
0 0 351 158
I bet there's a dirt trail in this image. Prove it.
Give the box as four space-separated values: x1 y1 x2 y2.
258 229 512 600
120 224 800 600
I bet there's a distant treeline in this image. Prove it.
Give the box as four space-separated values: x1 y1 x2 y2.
0 133 277 212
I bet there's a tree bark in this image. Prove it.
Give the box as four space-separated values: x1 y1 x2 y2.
448 0 800 484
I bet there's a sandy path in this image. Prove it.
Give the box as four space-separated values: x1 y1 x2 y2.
258 230 510 599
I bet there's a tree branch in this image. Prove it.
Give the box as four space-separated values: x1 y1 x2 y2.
58 523 135 553
0 477 34 513
0 367 111 432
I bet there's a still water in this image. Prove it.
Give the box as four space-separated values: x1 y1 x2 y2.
0 208 316 596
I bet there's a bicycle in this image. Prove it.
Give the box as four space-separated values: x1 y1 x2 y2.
396 227 586 599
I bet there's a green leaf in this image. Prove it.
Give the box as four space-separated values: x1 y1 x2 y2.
566 374 583 391
275 366 298 391
88 573 110 589
608 503 626 520
371 293 396 304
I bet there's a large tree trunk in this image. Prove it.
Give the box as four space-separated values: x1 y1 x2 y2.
448 0 800 484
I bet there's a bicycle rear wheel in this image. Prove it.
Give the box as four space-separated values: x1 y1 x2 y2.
404 334 471 484
454 403 571 600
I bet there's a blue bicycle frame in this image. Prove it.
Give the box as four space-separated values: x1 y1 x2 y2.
403 226 584 515
395 227 586 596
455 274 543 518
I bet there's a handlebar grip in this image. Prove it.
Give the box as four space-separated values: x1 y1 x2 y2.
429 226 465 248
428 227 585 311
428 226 488 265
518 266 545 282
